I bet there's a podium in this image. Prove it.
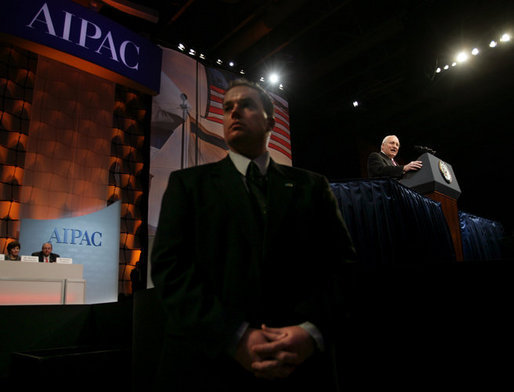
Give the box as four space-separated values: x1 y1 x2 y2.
399 152 463 261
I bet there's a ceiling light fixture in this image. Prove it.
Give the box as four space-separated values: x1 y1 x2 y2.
456 51 469 63
268 73 279 84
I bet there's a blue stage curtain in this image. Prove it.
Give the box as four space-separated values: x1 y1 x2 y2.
331 179 455 267
459 211 504 261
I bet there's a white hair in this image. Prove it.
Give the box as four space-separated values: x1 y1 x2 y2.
381 135 399 146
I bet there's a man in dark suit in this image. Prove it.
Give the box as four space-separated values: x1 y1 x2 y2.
367 135 422 178
32 242 60 263
151 79 356 391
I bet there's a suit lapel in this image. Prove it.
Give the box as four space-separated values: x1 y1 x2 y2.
266 160 295 238
380 152 393 166
209 157 296 249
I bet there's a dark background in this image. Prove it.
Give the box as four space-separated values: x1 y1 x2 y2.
83 0 514 232
2 3 512 387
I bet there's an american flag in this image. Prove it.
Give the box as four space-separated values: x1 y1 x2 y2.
205 83 225 125
268 91 291 160
205 68 292 161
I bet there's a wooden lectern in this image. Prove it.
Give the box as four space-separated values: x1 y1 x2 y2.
399 152 463 261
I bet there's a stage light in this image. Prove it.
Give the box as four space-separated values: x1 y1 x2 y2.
216 59 222 65
268 73 279 84
189 49 196 56
436 67 442 73
259 76 265 82
199 53 206 60
178 43 185 51
279 84 284 90
228 61 235 67
352 100 359 107
239 69 245 75
444 64 450 70
471 48 479 55
456 51 469 63
452 62 457 67
489 40 497 48
500 33 511 42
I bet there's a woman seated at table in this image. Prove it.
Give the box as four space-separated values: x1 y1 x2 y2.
5 241 21 261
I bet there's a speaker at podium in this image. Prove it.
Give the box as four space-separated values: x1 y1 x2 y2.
400 152 463 260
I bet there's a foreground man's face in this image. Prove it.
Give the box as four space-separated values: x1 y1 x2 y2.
223 85 272 158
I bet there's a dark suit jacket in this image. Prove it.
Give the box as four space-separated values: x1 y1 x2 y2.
31 251 60 263
367 151 404 178
151 156 355 391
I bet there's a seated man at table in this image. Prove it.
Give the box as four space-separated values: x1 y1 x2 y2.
368 135 422 179
32 242 60 263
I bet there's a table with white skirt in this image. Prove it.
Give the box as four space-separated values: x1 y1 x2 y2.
0 260 85 305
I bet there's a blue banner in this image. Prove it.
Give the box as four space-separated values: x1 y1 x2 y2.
20 201 121 304
1 0 161 94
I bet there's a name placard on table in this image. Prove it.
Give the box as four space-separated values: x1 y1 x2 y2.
21 255 39 263
17 256 73 263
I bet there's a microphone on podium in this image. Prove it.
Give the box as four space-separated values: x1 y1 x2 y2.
414 145 437 155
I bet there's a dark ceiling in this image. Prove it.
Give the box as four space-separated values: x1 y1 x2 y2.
85 0 514 229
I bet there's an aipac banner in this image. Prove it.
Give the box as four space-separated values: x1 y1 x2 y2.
19 201 121 304
1 0 161 94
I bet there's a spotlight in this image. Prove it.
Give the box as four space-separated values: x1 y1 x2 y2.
452 62 457 67
279 84 284 90
352 101 359 107
456 51 468 63
489 40 497 48
259 76 265 82
436 67 442 73
178 43 185 51
239 69 245 75
471 48 479 55
268 73 279 84
199 53 206 60
444 64 450 70
500 33 511 42
189 49 196 56
216 59 223 65
228 61 235 67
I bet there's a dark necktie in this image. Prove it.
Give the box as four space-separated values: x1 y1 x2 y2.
246 161 268 218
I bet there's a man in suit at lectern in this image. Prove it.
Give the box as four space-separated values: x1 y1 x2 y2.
151 79 356 391
367 135 422 178
32 242 60 263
